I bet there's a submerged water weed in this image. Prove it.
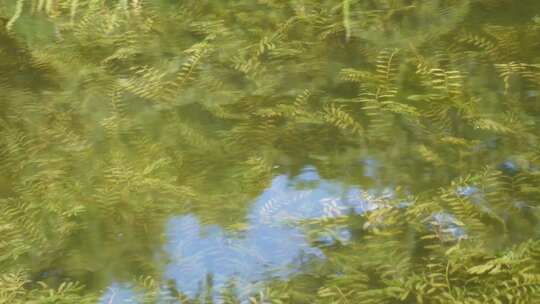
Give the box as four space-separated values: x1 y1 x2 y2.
1 0 540 303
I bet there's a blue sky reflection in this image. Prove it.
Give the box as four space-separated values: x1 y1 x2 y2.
163 166 379 300
99 165 387 302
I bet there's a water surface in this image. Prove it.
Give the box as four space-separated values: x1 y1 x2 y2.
1 1 540 303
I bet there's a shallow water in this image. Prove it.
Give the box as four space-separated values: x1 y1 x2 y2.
1 1 540 303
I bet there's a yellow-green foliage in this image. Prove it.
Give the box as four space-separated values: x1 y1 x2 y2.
1 0 540 303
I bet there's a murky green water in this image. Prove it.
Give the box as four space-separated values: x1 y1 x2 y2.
1 1 540 303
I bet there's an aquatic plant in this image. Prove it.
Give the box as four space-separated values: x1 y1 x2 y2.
1 0 539 303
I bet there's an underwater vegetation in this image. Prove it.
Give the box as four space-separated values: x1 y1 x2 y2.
1 0 540 303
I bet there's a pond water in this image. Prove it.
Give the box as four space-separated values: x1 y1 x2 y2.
1 1 540 303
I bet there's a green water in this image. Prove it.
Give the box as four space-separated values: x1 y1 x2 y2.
1 1 540 303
